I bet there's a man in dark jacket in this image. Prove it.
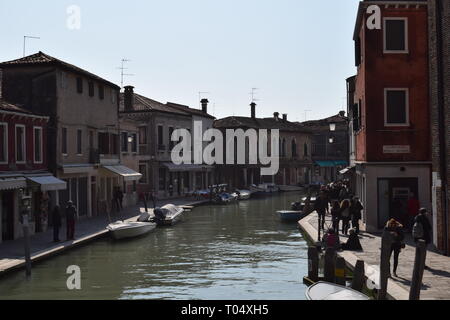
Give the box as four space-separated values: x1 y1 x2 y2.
52 206 62 242
65 201 77 241
314 191 330 230
413 208 432 269
350 197 364 234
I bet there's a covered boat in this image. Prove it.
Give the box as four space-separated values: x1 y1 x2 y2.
107 220 156 240
305 282 370 300
151 204 185 226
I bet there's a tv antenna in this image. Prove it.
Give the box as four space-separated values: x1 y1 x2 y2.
304 109 312 122
249 88 260 103
117 59 134 90
23 36 40 57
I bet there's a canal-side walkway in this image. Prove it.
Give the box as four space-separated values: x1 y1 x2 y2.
298 212 450 300
0 197 208 277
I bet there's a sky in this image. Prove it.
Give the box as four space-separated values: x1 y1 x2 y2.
0 0 360 121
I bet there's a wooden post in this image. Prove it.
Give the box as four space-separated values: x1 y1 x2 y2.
324 248 336 283
378 230 394 300
409 240 427 300
143 194 148 213
308 246 319 282
351 260 365 292
22 213 32 278
335 256 346 286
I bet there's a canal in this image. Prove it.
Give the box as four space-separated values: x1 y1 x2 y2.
0 193 309 300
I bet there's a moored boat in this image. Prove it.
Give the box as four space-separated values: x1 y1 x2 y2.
278 185 304 192
107 220 156 240
151 204 185 226
277 210 307 222
235 189 251 200
305 282 370 300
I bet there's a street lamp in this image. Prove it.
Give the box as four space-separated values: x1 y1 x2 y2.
329 122 336 132
128 135 134 143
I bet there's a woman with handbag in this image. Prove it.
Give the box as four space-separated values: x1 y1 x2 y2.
384 218 405 278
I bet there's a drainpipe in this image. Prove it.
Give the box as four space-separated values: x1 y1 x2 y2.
435 0 448 255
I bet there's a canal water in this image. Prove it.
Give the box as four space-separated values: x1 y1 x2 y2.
0 193 309 300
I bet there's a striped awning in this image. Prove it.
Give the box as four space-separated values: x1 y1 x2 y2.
0 177 27 191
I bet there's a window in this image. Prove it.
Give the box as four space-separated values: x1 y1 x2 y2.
385 89 409 126
15 125 26 163
62 127 68 154
139 164 148 184
34 127 43 163
76 77 83 93
169 127 174 150
76 129 83 155
304 143 308 157
88 81 94 97
139 126 147 145
0 123 8 163
111 134 119 155
98 132 110 155
121 132 128 152
131 133 137 153
291 139 297 158
99 85 104 100
157 125 164 150
355 36 361 66
384 18 408 53
353 101 362 132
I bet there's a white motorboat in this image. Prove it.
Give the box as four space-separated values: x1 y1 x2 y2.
278 185 304 192
152 204 185 226
107 220 156 240
249 183 279 196
235 189 251 200
305 282 370 300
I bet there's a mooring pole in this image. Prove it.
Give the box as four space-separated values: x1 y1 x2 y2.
351 260 365 292
22 211 32 278
409 240 427 300
308 246 319 282
378 230 393 300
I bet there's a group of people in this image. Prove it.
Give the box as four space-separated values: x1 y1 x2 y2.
51 200 77 243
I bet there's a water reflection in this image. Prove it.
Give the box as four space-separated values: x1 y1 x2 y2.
0 193 308 300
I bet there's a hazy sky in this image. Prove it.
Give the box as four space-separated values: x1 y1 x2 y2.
0 0 360 121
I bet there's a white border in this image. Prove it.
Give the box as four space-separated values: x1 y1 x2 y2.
384 88 410 127
15 124 26 164
33 126 43 164
383 17 409 54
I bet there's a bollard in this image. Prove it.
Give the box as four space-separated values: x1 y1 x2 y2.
335 256 346 286
409 240 427 300
351 260 365 292
22 213 32 278
378 230 394 300
324 248 336 283
308 246 319 282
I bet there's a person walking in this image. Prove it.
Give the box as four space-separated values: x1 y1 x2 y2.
350 197 363 234
314 191 330 231
65 200 77 241
412 208 432 269
52 205 62 242
340 199 351 235
330 200 341 234
384 218 405 278
117 188 124 211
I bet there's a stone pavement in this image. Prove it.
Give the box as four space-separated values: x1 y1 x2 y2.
299 212 450 300
0 197 207 277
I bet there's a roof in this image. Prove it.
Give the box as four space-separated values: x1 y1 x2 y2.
301 114 348 132
0 52 120 89
0 99 48 119
214 116 311 133
167 102 216 119
119 93 190 116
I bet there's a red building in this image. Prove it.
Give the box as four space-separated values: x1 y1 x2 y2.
0 100 66 243
349 0 431 231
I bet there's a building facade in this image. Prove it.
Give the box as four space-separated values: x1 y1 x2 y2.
350 0 431 232
0 52 141 218
428 0 450 255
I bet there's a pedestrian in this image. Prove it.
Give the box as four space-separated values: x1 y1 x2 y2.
350 196 363 234
117 188 124 211
169 184 174 197
330 200 341 234
340 199 351 235
65 200 77 241
52 205 62 242
412 208 432 269
314 191 330 231
407 193 420 231
323 228 340 250
341 228 363 251
384 218 405 278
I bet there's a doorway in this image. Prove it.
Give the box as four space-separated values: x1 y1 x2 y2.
1 191 15 241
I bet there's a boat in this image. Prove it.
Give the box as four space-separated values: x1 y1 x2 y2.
107 220 156 240
291 196 316 211
213 192 238 204
305 282 370 300
249 183 279 196
151 204 185 226
277 210 308 222
278 185 304 192
235 189 251 200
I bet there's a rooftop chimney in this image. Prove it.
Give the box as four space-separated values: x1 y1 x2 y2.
339 111 346 117
250 102 256 119
273 112 280 120
201 99 209 114
124 86 134 111
283 114 287 121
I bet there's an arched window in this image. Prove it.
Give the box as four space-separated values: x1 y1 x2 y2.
304 143 308 157
282 139 286 157
291 139 297 158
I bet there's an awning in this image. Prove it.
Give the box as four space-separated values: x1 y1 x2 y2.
62 164 96 174
0 177 27 191
163 163 214 172
102 165 142 181
27 176 67 191
315 161 349 168
339 166 356 175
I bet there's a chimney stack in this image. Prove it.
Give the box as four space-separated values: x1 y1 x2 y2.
283 114 287 121
250 102 256 119
273 112 280 120
201 99 209 113
339 111 346 118
124 86 134 111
